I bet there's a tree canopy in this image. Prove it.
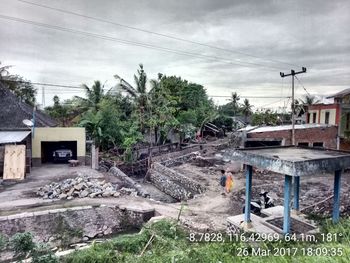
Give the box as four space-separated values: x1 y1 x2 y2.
0 61 37 105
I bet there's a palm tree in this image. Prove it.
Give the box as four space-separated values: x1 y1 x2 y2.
293 95 320 117
80 80 105 111
231 92 240 116
241 98 252 123
300 95 320 105
115 64 148 133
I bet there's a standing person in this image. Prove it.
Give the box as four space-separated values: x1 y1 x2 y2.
220 169 226 195
225 171 234 193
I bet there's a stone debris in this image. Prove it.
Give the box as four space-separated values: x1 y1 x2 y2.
36 176 137 200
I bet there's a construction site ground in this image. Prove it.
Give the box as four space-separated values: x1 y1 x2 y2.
1 150 350 232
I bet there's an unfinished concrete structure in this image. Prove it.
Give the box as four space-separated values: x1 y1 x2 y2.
223 146 350 234
239 124 337 149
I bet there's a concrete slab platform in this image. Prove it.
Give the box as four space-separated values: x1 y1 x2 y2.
228 206 318 235
262 205 284 217
227 213 279 234
223 146 350 176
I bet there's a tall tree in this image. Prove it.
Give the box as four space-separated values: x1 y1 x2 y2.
115 64 148 133
148 75 179 144
231 92 240 116
300 95 320 105
45 96 71 126
80 80 105 112
0 61 37 105
241 98 252 123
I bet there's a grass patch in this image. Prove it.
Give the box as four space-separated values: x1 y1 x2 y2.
62 217 350 263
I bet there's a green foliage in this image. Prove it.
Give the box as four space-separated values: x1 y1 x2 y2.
10 232 35 257
0 233 7 250
7 232 58 261
157 75 216 128
0 61 37 105
212 115 234 132
62 218 350 263
31 243 58 263
45 96 77 126
62 243 123 263
251 109 280 126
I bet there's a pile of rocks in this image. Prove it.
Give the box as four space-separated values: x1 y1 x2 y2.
36 176 137 200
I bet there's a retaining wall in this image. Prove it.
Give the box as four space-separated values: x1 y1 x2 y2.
148 171 193 201
0 205 154 247
152 162 205 194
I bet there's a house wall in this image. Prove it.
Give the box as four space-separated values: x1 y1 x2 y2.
307 104 340 125
320 109 337 125
247 126 338 149
308 110 319 123
32 127 86 166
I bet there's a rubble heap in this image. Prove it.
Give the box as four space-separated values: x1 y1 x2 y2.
36 176 137 200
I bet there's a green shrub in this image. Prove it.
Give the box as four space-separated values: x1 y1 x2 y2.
0 234 7 250
31 243 58 263
62 244 123 263
10 232 35 257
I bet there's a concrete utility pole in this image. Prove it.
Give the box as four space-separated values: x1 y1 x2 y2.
41 86 45 108
280 67 307 145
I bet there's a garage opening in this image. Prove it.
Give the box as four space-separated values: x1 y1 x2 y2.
41 141 77 163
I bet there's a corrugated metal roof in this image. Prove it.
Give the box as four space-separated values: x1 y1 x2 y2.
246 124 333 133
326 88 350 99
0 131 31 144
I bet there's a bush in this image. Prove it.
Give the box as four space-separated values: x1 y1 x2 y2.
10 232 35 257
0 234 7 250
31 243 58 263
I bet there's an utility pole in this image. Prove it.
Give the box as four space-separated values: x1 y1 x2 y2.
42 86 45 108
280 67 307 145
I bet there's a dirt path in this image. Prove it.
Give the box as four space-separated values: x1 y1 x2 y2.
0 163 244 232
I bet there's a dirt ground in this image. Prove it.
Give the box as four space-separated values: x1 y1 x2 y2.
1 152 350 232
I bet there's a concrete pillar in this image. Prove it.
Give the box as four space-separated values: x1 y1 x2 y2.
333 170 342 223
91 144 99 170
245 165 253 223
293 176 300 211
283 175 292 234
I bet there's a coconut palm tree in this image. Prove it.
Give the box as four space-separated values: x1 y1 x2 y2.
115 64 148 133
231 92 240 116
300 95 320 105
81 80 105 111
241 98 252 123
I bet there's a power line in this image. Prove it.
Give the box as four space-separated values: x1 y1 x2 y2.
0 14 283 71
260 98 289 109
208 95 291 99
2 79 83 89
17 0 300 69
295 75 310 96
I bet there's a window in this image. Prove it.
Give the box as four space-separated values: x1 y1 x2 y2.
325 112 330 124
313 142 324 148
307 113 311 123
312 113 317 123
346 113 350 130
298 142 309 147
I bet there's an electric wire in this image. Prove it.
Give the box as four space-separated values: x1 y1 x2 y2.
17 0 300 68
0 14 283 71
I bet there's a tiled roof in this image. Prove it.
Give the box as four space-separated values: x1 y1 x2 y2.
0 82 57 129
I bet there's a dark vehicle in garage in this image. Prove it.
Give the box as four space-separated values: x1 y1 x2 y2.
53 148 73 162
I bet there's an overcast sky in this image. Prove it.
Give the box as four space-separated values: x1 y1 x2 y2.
0 0 349 109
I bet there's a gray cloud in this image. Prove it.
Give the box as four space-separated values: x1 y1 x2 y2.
0 0 349 109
